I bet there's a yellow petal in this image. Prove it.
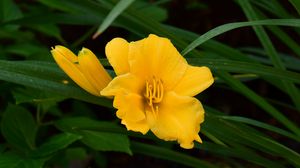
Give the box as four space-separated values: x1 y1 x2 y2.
128 34 187 89
105 38 130 75
51 46 98 96
52 45 77 63
121 119 149 134
148 91 204 149
113 93 145 122
78 48 112 95
100 73 144 96
173 66 214 96
102 75 149 134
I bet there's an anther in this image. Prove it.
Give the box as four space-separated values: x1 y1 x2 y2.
144 77 164 114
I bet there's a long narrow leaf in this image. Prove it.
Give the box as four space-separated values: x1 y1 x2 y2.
237 0 300 110
289 0 300 15
187 58 300 84
205 113 300 167
215 71 300 136
0 60 112 107
92 0 135 38
219 116 299 142
198 142 282 168
131 141 217 168
181 19 300 56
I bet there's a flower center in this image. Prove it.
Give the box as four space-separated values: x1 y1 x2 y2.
144 76 164 115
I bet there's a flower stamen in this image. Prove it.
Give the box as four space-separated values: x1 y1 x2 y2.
144 76 164 115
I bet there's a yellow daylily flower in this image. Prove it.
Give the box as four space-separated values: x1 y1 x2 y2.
101 34 214 149
51 46 112 96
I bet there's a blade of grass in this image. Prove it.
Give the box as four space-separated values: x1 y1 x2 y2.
254 9 300 57
186 58 300 84
215 71 300 136
226 122 300 167
181 19 300 56
201 130 227 146
250 0 300 36
237 0 300 111
131 141 217 168
92 0 135 38
2 13 101 26
198 142 282 168
205 113 300 167
268 26 300 58
203 115 284 167
37 0 80 13
240 47 300 71
289 0 300 15
251 0 291 18
219 116 299 142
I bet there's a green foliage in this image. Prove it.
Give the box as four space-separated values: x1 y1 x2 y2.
1 104 37 152
55 117 131 154
30 133 82 158
0 154 45 168
93 0 135 38
0 0 299 167
289 0 300 15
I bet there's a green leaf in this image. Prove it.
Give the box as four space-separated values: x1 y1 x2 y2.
93 0 135 38
131 141 217 168
5 43 49 60
80 130 131 154
5 13 101 26
37 0 80 13
55 117 122 133
0 60 112 107
55 117 131 154
215 71 300 136
181 19 300 56
251 0 291 18
227 122 300 167
255 10 300 58
134 1 167 22
203 113 299 167
1 104 37 152
250 134 300 167
198 142 281 168
27 24 63 41
237 0 300 111
0 0 23 30
0 153 44 168
187 58 300 84
30 133 82 158
289 0 300 15
219 115 299 142
12 87 65 115
12 87 64 104
0 29 34 42
241 47 300 70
